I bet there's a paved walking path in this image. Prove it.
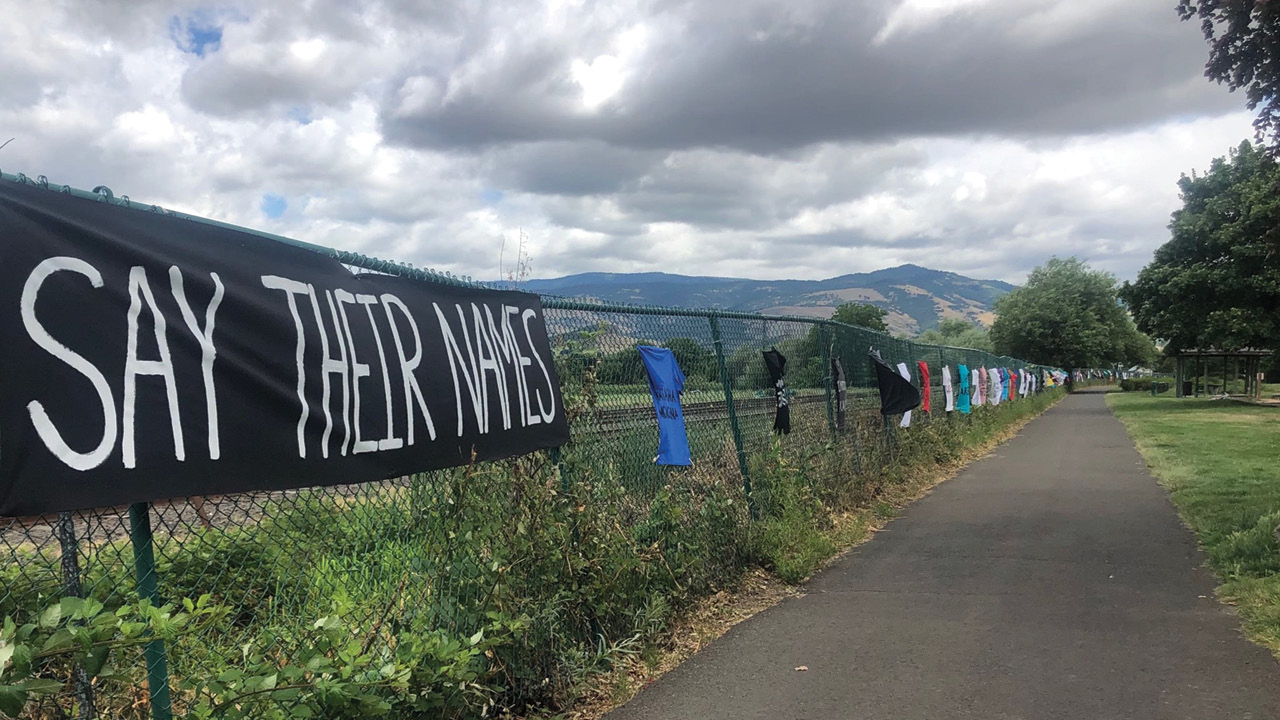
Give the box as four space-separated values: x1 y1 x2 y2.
608 390 1280 719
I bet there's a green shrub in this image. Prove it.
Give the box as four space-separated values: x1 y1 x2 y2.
746 440 834 583
3 385 1067 718
1119 377 1174 393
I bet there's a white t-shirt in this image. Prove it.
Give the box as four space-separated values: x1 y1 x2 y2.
942 366 955 412
897 362 913 427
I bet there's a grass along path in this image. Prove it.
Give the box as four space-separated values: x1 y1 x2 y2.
1107 392 1280 654
545 391 1070 720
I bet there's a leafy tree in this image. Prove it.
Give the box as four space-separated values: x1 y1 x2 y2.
722 333 825 391
829 302 888 332
596 345 646 385
917 318 993 351
553 323 609 380
1123 328 1163 369
1121 141 1280 353
661 337 719 384
595 337 721 386
775 333 823 388
726 342 768 391
990 257 1155 369
1179 0 1280 152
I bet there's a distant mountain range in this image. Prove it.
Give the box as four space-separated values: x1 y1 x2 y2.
519 264 1015 336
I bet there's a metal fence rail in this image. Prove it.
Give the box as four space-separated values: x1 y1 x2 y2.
0 171 1076 720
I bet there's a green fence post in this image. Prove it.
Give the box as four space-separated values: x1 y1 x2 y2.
550 446 568 494
551 445 583 543
56 512 96 720
709 314 754 517
129 502 173 720
819 323 836 438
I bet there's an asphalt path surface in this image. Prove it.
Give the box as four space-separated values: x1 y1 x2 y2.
607 390 1280 719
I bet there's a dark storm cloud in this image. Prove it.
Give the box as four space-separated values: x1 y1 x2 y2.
381 0 1236 154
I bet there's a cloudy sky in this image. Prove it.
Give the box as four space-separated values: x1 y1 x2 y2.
0 0 1255 283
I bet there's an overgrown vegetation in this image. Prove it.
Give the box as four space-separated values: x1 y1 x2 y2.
2 313 1065 719
1108 393 1280 655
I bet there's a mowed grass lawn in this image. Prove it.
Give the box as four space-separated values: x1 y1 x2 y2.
1108 392 1280 654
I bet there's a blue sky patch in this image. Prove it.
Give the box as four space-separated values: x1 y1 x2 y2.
481 188 505 205
170 11 224 57
261 194 287 219
288 106 313 125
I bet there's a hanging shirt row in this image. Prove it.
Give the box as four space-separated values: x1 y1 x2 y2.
637 343 1061 467
638 345 796 466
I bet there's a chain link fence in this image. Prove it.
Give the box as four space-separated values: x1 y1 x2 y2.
1 295 1064 719
1 174 1077 720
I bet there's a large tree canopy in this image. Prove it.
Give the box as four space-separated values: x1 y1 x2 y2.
1180 0 1280 152
991 258 1155 369
1120 141 1280 353
829 302 888 332
917 318 993 352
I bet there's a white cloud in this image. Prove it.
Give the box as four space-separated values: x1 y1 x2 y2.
0 0 1257 287
393 76 444 119
571 55 625 109
111 106 183 151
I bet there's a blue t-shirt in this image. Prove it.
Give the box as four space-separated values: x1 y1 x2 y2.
638 346 692 466
957 364 971 414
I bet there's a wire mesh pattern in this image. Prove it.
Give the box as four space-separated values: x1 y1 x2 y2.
2 290 1065 719
0 165 1081 720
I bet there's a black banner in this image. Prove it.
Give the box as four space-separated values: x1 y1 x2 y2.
0 182 569 516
